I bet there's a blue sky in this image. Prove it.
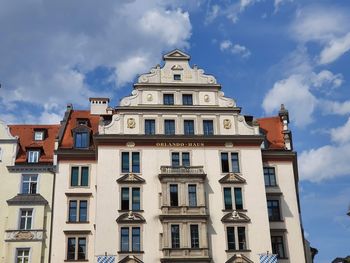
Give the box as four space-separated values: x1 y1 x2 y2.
0 0 349 261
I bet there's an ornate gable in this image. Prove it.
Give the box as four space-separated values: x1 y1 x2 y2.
221 211 251 223
116 212 146 224
119 255 144 263
117 174 145 184
225 254 254 263
163 49 190 61
219 173 246 184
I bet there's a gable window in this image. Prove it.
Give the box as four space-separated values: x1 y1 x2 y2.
267 200 281 221
74 132 89 148
19 209 33 230
184 120 194 135
34 131 44 141
226 226 247 251
121 187 141 211
68 200 88 222
71 166 89 187
171 152 190 167
28 150 40 163
221 152 240 173
67 237 87 260
163 94 174 105
173 74 181 81
171 225 180 248
22 174 38 194
120 227 141 252
271 236 286 258
203 120 214 135
145 119 156 135
182 94 193 105
16 248 30 263
121 152 140 173
190 225 199 248
164 120 175 135
188 184 197 207
170 184 179 207
264 167 277 187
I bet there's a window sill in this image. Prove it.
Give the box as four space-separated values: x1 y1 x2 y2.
265 185 279 188
225 249 251 253
222 209 247 212
117 251 144 254
64 260 88 262
269 219 284 222
277 257 289 260
66 221 90 224
118 210 144 213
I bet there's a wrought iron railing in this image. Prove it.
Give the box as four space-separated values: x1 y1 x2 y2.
160 166 204 174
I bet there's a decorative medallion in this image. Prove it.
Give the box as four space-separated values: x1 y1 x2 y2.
204 94 210 102
223 119 232 129
15 231 34 240
126 141 135 148
127 118 136 129
146 94 153 101
171 64 183 70
238 116 244 122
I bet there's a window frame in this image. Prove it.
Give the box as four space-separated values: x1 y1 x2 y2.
203 119 214 135
144 119 156 135
66 236 88 261
171 224 180 248
67 198 89 223
27 150 40 163
19 208 33 230
182 94 193 105
173 74 182 81
163 93 175 105
267 199 282 221
223 186 244 210
16 248 31 263
271 235 287 259
171 151 191 167
169 184 179 207
121 151 141 174
189 224 200 249
264 166 278 187
21 174 38 194
220 151 241 174
225 225 248 251
188 184 197 207
70 165 90 188
34 131 44 141
119 226 143 252
183 119 195 135
74 131 90 149
164 119 176 135
120 186 141 211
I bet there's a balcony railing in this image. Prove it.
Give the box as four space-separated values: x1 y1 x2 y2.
160 166 204 175
5 229 45 242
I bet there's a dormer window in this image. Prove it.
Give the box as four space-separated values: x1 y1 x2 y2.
74 132 89 148
28 150 40 163
77 119 89 126
34 131 44 141
173 74 181 81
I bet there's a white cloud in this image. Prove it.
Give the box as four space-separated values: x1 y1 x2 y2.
319 32 350 65
311 70 343 89
299 143 350 182
205 4 220 24
321 100 350 115
0 1 192 122
274 0 293 12
330 117 350 144
219 40 251 58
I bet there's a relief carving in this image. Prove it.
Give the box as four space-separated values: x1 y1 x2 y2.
127 118 136 129
15 231 34 240
146 94 153 101
204 94 210 102
223 119 232 129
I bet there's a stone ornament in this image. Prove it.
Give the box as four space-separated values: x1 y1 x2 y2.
127 118 136 129
15 231 34 240
223 119 232 129
146 94 153 101
171 64 183 70
204 94 210 102
126 141 135 148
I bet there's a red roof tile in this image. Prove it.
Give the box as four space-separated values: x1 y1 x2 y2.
9 125 60 164
257 117 285 149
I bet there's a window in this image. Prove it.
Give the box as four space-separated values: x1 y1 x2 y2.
19 209 33 230
184 120 194 135
203 120 214 135
121 187 141 211
221 152 240 173
182 94 193 105
68 200 88 222
121 152 140 173
120 227 141 252
70 166 89 187
67 237 86 260
271 236 286 258
164 120 175 135
163 94 174 105
188 184 197 207
173 74 181 81
28 150 40 163
190 225 199 248
226 227 247 251
170 184 178 206
171 225 180 248
223 187 243 210
145 119 156 135
34 131 44 140
267 200 281 221
16 248 30 263
74 132 89 148
264 167 277 186
21 175 38 194
171 152 190 167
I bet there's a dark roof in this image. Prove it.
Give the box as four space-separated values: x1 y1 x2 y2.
7 194 48 206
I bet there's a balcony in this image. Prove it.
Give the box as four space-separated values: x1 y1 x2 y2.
161 248 211 262
159 166 206 180
5 229 45 242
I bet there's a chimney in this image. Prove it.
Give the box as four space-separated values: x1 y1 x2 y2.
89 98 110 115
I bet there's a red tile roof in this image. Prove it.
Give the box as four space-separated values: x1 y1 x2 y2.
60 110 100 149
9 125 60 164
257 117 285 149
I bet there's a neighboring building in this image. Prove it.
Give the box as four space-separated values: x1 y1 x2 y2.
50 106 100 262
0 121 59 263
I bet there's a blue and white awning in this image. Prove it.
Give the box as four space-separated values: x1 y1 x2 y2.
259 254 278 263
97 256 115 263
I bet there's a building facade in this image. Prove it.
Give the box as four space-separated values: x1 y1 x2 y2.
0 122 59 263
0 49 308 263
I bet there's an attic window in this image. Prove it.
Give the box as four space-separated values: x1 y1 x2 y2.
74 132 89 149
77 119 89 126
34 131 44 141
173 74 181 81
28 150 40 163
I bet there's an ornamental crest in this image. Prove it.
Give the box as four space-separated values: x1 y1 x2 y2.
223 119 232 129
127 118 136 129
